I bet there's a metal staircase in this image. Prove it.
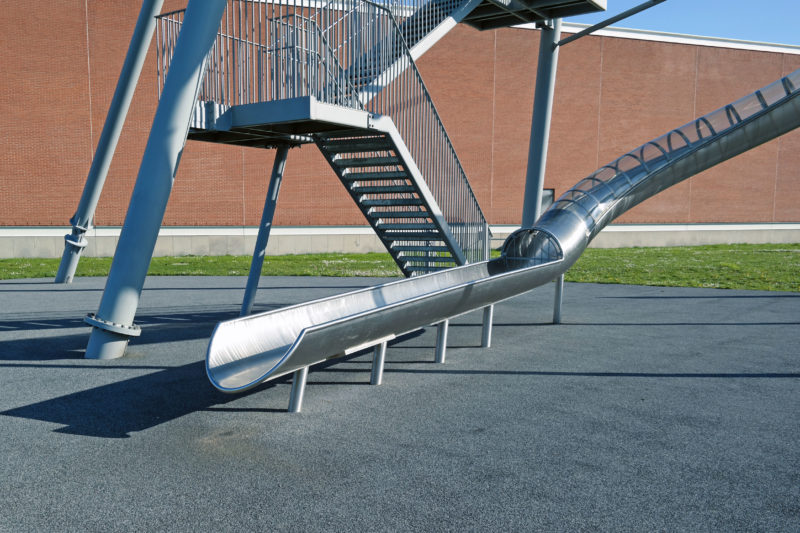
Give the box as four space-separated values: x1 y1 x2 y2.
315 129 464 275
156 0 490 274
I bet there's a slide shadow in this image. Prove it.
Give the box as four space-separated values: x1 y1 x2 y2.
1 361 290 438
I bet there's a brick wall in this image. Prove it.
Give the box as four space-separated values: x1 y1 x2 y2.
2 2 798 227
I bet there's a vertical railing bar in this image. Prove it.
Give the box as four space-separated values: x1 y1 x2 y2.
156 18 162 99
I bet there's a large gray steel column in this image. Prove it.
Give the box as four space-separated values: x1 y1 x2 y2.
56 0 165 284
240 145 290 317
521 19 561 227
85 0 227 359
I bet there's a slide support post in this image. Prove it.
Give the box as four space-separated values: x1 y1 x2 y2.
370 342 388 385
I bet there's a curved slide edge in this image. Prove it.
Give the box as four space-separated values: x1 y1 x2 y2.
207 69 800 393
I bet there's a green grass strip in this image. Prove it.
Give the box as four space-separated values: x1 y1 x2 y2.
0 253 402 280
564 243 800 292
1 244 798 292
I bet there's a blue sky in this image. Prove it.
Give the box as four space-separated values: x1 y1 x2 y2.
564 0 800 46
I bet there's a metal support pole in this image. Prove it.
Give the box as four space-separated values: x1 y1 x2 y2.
370 341 387 385
56 0 165 284
435 320 449 364
553 274 564 324
240 145 290 316
480 222 494 347
521 18 561 228
288 366 309 413
481 306 494 348
84 0 227 360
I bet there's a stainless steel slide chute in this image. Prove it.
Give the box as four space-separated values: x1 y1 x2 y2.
207 229 563 392
207 68 800 397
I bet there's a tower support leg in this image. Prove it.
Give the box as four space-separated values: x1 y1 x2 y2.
521 19 561 227
56 0 165 284
240 145 290 316
84 0 227 359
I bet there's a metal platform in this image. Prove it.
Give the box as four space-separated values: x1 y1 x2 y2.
187 97 372 147
462 0 606 31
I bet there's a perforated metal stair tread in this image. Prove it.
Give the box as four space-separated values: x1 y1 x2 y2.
369 210 430 219
340 171 408 181
399 255 457 263
378 222 437 230
350 185 416 194
335 156 401 168
360 198 423 207
392 245 450 252
322 140 393 153
381 231 445 241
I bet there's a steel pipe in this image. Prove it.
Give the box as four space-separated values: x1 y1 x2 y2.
56 0 165 284
85 0 227 359
288 366 309 413
553 274 564 324
370 342 388 385
241 144 290 316
522 18 561 227
435 320 449 364
481 305 494 347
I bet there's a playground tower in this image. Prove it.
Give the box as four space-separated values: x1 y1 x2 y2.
67 0 608 359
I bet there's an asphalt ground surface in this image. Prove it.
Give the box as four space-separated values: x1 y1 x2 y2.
0 275 798 532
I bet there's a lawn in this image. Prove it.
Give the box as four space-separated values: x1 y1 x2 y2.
1 243 798 292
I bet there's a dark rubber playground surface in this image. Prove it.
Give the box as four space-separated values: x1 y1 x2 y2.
1 276 798 531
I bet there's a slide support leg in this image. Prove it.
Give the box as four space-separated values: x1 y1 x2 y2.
240 144 290 316
435 320 449 364
84 0 227 359
288 367 309 413
553 274 564 324
370 342 387 385
481 305 494 348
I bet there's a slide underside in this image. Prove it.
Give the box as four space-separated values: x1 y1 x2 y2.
206 69 800 393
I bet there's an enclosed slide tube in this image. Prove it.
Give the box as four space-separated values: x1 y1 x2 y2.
207 69 800 393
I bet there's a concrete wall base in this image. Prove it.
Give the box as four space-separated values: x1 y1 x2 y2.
1 224 798 259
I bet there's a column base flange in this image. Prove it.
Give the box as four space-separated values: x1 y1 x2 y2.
84 313 142 337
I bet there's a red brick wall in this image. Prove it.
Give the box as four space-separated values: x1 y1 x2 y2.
2 3 798 227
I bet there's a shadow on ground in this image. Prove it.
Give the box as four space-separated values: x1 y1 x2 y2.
0 327 425 438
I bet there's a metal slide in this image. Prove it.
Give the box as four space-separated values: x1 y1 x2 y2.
207 69 800 393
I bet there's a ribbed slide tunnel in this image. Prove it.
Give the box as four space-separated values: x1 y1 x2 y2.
206 69 800 394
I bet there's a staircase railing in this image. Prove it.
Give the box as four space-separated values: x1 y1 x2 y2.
155 0 487 263
156 2 361 108
155 0 464 107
